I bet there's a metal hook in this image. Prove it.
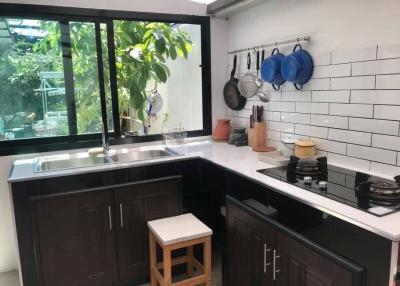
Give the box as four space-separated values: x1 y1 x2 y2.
275 41 279 50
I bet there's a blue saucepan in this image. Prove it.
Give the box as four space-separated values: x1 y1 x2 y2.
281 44 313 90
260 48 285 90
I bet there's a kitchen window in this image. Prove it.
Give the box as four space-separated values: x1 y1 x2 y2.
0 5 211 155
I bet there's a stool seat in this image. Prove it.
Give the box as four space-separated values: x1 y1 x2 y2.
148 213 213 246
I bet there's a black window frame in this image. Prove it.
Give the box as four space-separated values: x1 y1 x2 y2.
0 4 212 156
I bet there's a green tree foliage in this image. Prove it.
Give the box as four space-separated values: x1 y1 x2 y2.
4 20 192 134
113 21 192 121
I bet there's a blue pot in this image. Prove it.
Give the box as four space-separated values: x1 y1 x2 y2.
260 48 285 90
281 44 313 90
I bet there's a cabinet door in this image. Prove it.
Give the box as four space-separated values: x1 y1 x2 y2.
275 230 365 286
226 196 274 286
35 191 117 286
115 176 181 282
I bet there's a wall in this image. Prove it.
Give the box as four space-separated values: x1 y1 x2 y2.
228 0 400 176
0 0 229 273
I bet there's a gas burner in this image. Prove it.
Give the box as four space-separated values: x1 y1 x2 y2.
370 181 400 195
288 156 328 180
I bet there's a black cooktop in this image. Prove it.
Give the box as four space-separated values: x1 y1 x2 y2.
257 156 400 217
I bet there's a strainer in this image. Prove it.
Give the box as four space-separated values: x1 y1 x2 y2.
238 52 259 98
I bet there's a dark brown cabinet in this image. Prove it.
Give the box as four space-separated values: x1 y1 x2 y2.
35 191 118 286
226 196 365 286
115 177 181 283
34 176 181 286
227 197 274 286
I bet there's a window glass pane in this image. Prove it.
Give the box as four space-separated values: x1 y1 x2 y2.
70 21 112 135
100 23 114 132
0 18 111 141
113 21 203 136
0 18 67 140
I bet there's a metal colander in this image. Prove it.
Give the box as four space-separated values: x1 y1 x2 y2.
237 51 260 98
238 74 259 98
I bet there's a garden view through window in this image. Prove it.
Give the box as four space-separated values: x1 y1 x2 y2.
0 15 204 142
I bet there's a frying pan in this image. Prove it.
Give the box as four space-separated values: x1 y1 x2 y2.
223 55 246 110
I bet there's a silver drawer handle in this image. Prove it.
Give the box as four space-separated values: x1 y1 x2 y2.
119 203 124 228
108 205 112 230
264 244 271 273
273 250 281 280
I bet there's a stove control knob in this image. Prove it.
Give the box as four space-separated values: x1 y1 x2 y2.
304 176 312 184
319 181 327 190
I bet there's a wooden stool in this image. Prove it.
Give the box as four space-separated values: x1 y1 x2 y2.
148 213 213 286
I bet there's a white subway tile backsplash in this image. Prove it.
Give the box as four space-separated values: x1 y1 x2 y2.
281 112 310 124
347 144 397 165
267 121 281 131
228 43 400 176
295 124 328 138
352 58 400 76
370 162 400 177
330 103 373 118
376 74 400 89
312 91 350 103
328 129 371 146
230 116 248 127
372 134 400 151
268 121 295 133
268 102 296 112
313 51 332 66
303 78 330 90
311 137 346 155
377 43 400 59
328 153 370 171
265 111 281 121
351 90 400 105
331 46 377 64
311 115 348 129
282 91 311 102
374 105 400 120
268 130 281 141
349 118 399 135
296 102 329 114
331 76 375 90
313 64 351 78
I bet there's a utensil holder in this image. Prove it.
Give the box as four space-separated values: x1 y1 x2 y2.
248 122 267 148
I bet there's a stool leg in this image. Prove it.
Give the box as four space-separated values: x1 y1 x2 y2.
204 237 212 286
163 247 172 286
186 245 194 277
149 232 157 286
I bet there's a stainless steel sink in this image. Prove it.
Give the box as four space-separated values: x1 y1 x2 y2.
108 149 174 163
34 148 177 172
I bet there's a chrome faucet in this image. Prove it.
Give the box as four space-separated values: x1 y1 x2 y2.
101 121 110 154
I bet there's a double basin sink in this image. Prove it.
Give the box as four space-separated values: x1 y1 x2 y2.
34 147 178 172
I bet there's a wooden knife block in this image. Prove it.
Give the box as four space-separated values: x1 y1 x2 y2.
248 122 266 148
248 122 276 152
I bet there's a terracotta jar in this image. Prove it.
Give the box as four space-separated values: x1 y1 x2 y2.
213 119 231 140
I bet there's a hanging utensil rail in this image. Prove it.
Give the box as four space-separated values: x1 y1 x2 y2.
227 36 311 55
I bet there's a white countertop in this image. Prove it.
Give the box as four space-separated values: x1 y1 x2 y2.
8 139 400 241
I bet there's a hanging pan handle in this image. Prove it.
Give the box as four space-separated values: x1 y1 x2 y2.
293 44 302 52
271 47 280 55
261 49 265 61
247 52 251 71
256 50 260 72
294 83 303 90
272 84 280 91
230 54 237 80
